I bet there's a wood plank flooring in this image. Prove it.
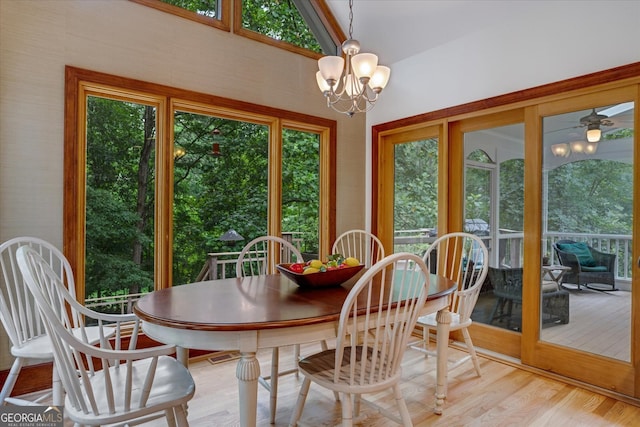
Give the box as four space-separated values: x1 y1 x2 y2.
540 288 631 361
138 343 640 427
475 288 631 361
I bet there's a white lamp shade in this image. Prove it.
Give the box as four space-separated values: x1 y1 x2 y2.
316 71 333 92
584 142 598 154
570 140 585 153
350 53 378 80
343 73 362 96
369 66 391 90
318 56 344 82
551 143 569 157
587 127 601 142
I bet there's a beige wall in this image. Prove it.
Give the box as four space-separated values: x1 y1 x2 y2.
0 0 366 370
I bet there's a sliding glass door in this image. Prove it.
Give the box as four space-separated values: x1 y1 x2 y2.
523 88 638 395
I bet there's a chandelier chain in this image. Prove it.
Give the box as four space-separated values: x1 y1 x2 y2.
348 0 353 39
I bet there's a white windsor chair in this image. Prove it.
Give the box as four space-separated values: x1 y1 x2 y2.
0 236 120 406
235 235 304 424
289 252 431 427
410 232 489 376
17 245 195 426
331 229 385 267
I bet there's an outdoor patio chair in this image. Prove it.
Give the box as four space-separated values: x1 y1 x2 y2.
487 267 569 330
553 240 617 291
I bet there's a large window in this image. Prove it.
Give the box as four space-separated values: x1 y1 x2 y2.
65 67 335 304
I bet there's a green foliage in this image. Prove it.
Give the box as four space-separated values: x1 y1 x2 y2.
242 0 322 53
159 0 218 18
393 139 438 231
282 129 320 253
499 159 524 231
547 159 632 234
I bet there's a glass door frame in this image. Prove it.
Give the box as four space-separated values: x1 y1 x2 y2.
371 63 640 399
521 86 638 397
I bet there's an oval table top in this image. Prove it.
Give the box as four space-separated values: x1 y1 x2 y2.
134 272 457 332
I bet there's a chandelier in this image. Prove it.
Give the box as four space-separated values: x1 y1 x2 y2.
315 0 390 117
551 140 598 157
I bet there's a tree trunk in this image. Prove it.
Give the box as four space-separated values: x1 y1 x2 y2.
132 106 155 294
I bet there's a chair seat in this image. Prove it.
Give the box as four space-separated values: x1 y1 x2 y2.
417 312 469 330
11 325 115 358
65 355 195 426
298 347 399 394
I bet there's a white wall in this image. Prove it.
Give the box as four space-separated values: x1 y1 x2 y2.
365 0 640 230
0 0 366 370
369 1 640 124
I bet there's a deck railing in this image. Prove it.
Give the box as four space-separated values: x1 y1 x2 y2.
86 230 632 313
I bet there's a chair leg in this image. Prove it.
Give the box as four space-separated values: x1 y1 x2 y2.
269 347 279 424
165 408 177 427
461 327 481 376
293 344 300 378
174 403 189 427
394 383 413 427
288 378 311 427
319 340 340 402
52 362 64 406
421 325 430 356
341 392 353 427
0 357 23 404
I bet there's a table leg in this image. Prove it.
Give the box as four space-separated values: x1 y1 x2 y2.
434 307 451 415
176 346 189 368
236 351 261 427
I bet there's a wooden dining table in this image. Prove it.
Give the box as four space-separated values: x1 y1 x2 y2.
134 271 457 427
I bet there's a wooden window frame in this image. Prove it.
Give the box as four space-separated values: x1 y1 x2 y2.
64 66 336 302
130 0 231 31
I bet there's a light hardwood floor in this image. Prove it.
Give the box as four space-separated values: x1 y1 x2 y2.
137 343 640 427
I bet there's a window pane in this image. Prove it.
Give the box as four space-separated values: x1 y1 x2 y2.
242 0 322 53
541 103 634 362
393 138 438 255
85 96 156 308
464 124 524 331
158 0 219 19
172 111 269 283
282 128 320 260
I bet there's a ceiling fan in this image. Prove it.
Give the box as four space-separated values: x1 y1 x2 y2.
579 108 613 142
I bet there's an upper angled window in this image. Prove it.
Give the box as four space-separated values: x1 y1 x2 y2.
235 0 340 59
130 0 230 31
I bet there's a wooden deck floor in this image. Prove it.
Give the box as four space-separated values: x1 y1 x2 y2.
475 287 631 362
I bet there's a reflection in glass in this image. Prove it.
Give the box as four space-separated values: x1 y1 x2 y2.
393 138 438 255
464 124 525 331
540 103 634 362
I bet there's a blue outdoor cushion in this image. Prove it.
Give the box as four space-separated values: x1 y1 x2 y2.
556 242 596 267
581 265 608 272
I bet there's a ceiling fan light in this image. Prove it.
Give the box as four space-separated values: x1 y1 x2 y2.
570 140 585 153
551 143 569 157
586 126 601 143
584 142 598 154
